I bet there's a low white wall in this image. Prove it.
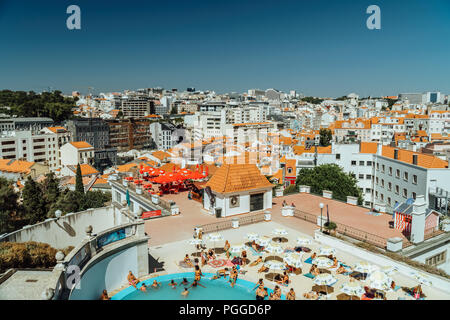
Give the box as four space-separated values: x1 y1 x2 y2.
314 230 450 294
69 246 138 300
1 206 119 248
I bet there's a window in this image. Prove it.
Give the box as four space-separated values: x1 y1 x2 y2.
413 175 418 184
404 172 408 181
287 167 292 174
376 177 379 184
426 251 446 266
376 163 379 170
395 185 399 194
359 174 364 179
366 174 372 180
389 167 392 176
381 193 384 201
412 192 416 200
381 179 385 188
336 154 341 160
365 188 371 193
367 161 372 166
388 182 392 191
351 161 357 166
387 197 391 205
396 169 400 178
359 161 365 166
403 188 407 198
382 165 385 173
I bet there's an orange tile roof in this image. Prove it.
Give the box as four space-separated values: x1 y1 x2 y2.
159 162 180 172
0 159 35 174
75 164 99 176
151 150 172 161
381 146 448 169
360 142 378 154
116 163 138 173
70 141 94 149
205 164 273 193
47 126 67 133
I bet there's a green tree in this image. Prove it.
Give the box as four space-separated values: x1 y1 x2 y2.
319 128 333 146
79 191 112 211
295 164 363 205
22 176 46 224
50 190 80 215
75 163 84 195
0 178 20 234
41 173 61 217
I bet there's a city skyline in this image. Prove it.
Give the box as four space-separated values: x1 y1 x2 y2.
1 0 449 97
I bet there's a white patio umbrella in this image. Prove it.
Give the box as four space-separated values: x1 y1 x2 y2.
256 237 271 247
312 257 333 268
272 228 288 236
265 243 284 254
284 252 303 268
354 261 379 274
296 237 312 245
368 271 392 291
246 233 259 241
188 239 205 246
229 244 246 254
341 281 365 296
319 247 336 256
313 273 337 286
264 260 285 271
410 272 432 286
207 233 224 249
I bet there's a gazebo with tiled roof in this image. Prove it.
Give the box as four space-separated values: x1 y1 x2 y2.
203 164 273 218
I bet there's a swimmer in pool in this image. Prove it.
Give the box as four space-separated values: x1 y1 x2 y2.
189 279 206 288
169 280 178 288
140 283 147 292
100 289 110 300
151 280 161 289
181 288 189 297
178 278 189 286
286 288 296 300
255 284 267 300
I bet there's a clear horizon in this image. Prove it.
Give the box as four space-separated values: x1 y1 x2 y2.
1 0 449 97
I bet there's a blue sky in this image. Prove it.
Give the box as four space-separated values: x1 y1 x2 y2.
0 0 449 97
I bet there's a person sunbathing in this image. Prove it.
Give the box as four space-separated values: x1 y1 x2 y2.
258 264 269 273
251 240 262 252
208 249 216 260
250 256 263 267
212 268 229 280
100 289 110 300
390 280 396 290
277 272 290 286
184 254 194 267
310 252 317 260
336 265 347 274
310 264 320 277
286 288 296 300
331 258 339 268
303 291 319 300
241 251 247 266
127 271 139 288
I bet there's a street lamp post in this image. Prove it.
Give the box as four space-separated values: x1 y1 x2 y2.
319 203 324 232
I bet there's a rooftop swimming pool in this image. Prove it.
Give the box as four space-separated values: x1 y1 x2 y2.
112 272 284 300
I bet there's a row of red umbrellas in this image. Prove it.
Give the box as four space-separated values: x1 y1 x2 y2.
133 164 209 185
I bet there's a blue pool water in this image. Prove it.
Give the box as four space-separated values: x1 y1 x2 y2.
112 272 284 300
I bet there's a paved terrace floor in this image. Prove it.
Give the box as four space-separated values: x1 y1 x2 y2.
143 221 450 300
0 270 54 300
145 191 406 248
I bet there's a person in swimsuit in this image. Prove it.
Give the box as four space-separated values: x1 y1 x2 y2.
224 240 230 258
310 252 317 260
140 283 148 292
100 289 110 300
194 265 203 281
151 280 161 289
179 278 189 286
277 272 290 286
303 291 319 300
230 266 238 287
331 258 339 268
256 284 267 300
208 249 216 260
252 278 264 291
127 271 139 288
200 250 207 266
274 285 282 299
309 264 320 277
286 288 296 300
258 264 269 273
336 265 347 274
181 288 189 297
250 256 263 267
184 254 194 267
169 280 178 288
212 268 229 280
241 250 247 266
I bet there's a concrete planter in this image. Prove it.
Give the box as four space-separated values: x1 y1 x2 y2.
299 185 311 193
151 194 160 205
264 211 271 221
387 237 403 252
275 188 284 197
281 206 294 217
442 220 450 232
322 190 332 199
232 218 239 229
122 180 128 187
171 205 180 215
346 196 358 206
136 187 143 195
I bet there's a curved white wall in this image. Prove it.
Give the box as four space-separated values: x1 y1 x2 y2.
69 246 138 300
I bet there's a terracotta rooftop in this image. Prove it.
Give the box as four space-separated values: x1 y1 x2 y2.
67 164 99 176
116 162 138 173
0 159 34 174
69 141 94 149
205 164 273 193
360 142 378 154
151 150 171 161
381 146 448 169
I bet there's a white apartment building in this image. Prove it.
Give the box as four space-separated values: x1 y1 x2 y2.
149 122 176 150
0 130 60 170
60 141 95 167
429 111 450 134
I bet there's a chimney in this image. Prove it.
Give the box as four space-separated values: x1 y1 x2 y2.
410 195 427 244
394 149 398 160
412 154 418 165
